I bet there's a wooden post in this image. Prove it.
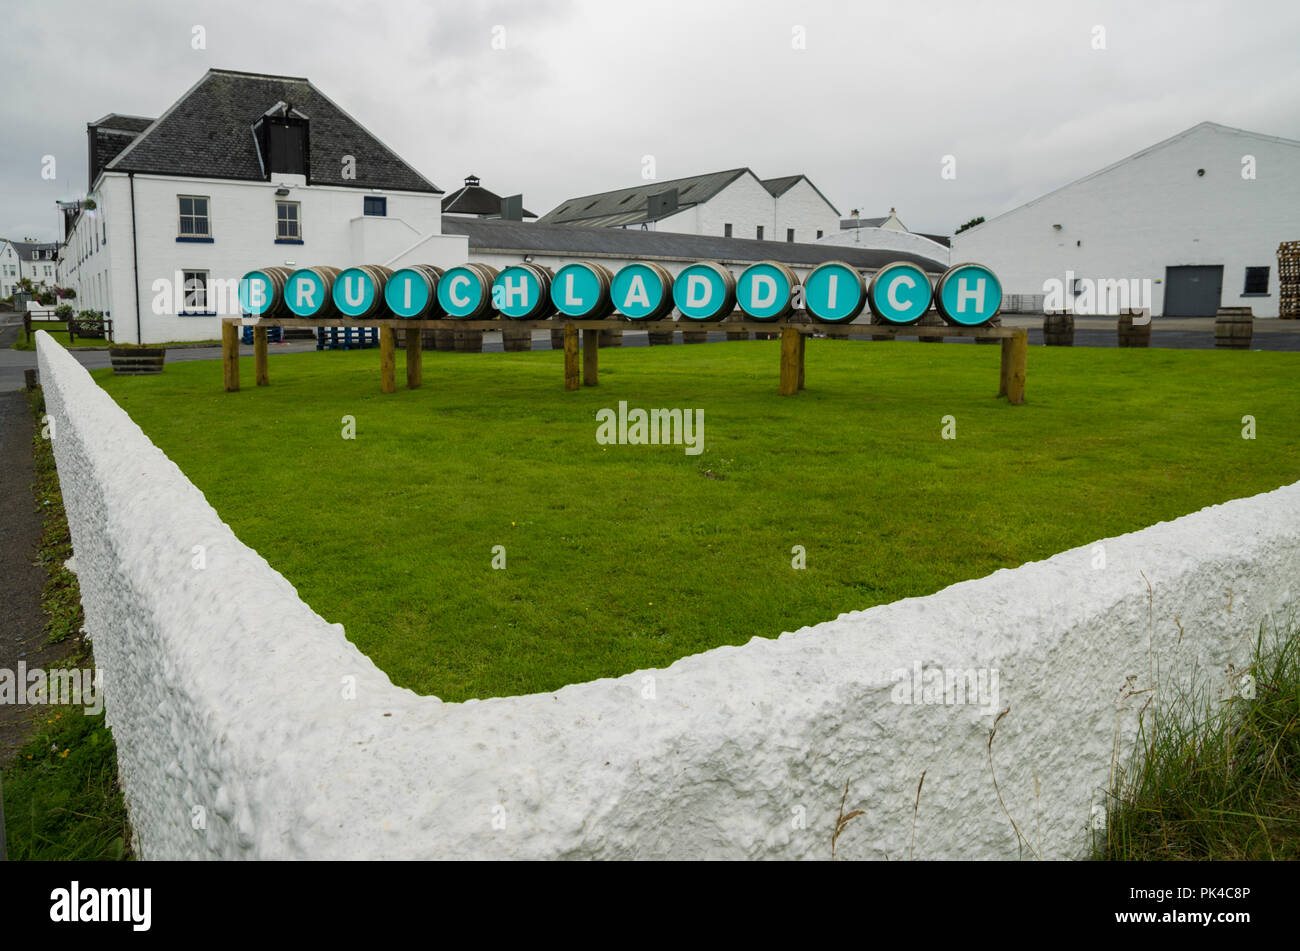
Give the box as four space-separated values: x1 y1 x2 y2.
797 331 806 391
564 324 580 391
379 326 396 394
222 320 240 392
582 327 599 386
1007 330 1027 405
254 326 269 386
779 327 800 396
405 328 422 389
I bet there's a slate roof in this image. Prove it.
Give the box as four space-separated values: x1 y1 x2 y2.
759 175 842 218
917 233 952 248
538 168 752 227
102 68 440 193
760 175 803 197
442 216 946 272
88 115 156 184
6 240 60 262
91 114 155 133
442 177 536 217
842 217 888 229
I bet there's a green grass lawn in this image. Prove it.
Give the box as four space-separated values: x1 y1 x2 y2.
12 329 222 350
94 339 1300 702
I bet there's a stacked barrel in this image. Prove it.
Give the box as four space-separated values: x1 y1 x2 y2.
239 259 1003 351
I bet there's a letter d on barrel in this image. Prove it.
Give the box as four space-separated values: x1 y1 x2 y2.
673 262 736 322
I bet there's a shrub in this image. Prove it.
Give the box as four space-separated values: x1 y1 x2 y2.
54 303 74 319
71 309 106 339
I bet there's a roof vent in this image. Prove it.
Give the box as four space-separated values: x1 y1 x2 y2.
465 174 480 187
647 188 679 220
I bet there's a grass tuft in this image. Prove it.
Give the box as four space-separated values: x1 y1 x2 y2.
1098 622 1300 860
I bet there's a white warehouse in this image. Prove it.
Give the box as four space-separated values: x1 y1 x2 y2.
951 122 1300 317
539 169 841 246
58 69 467 343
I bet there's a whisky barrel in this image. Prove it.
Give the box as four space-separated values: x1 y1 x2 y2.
434 330 456 351
552 262 616 319
673 262 737 323
681 327 708 343
238 265 294 317
1043 310 1074 346
975 314 1002 343
1213 307 1253 349
647 324 675 346
332 264 393 319
724 310 750 341
736 261 798 321
285 266 344 319
599 328 623 347
612 262 675 320
803 261 866 324
454 329 484 352
867 261 933 325
437 263 499 319
935 263 1002 326
502 324 533 352
109 347 166 375
385 265 445 319
1118 310 1152 347
917 310 945 343
494 263 555 320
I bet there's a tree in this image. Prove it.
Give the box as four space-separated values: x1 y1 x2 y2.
956 216 985 234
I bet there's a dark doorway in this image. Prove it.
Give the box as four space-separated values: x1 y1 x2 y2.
1163 265 1223 317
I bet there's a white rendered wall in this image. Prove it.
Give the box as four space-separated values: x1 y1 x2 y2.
78 172 450 342
951 124 1300 317
817 226 951 268
39 332 1298 860
772 179 841 244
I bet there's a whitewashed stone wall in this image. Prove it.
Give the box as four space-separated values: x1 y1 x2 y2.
39 332 1298 859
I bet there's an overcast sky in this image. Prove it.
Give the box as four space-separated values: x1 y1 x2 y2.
3 0 1298 243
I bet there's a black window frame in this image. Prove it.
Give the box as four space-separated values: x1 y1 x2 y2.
1243 266 1270 296
724 223 732 238
756 225 764 240
364 196 387 217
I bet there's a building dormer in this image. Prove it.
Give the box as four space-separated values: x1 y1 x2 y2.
254 102 310 184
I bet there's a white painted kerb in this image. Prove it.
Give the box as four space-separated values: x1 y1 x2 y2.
36 332 1299 859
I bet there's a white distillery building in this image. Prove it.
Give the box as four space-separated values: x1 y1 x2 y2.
0 241 21 299
539 169 841 246
817 222 951 268
951 122 1300 317
58 69 466 343
2 239 60 295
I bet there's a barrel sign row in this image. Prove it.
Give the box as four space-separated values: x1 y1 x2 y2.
239 260 1002 326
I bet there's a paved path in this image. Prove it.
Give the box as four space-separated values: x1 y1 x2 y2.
0 319 71 763
4 313 1298 392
